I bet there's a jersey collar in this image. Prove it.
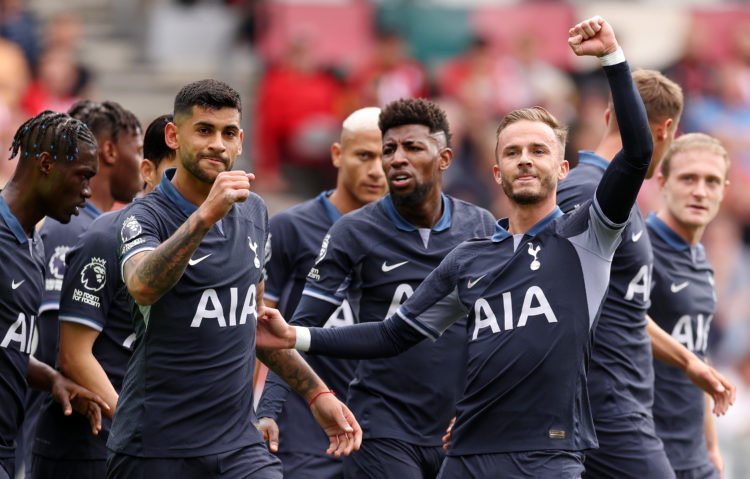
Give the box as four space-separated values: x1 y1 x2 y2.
577 151 610 171
646 212 690 251
381 193 452 232
317 190 343 224
0 195 34 244
157 168 198 217
492 206 563 242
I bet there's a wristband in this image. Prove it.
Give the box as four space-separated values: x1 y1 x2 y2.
308 390 335 408
293 326 311 351
599 47 625 66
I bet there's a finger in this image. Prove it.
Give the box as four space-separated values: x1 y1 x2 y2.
59 393 73 416
268 423 279 453
89 404 102 435
581 22 597 39
247 173 256 183
326 434 339 457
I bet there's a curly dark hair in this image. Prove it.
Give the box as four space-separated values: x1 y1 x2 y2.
379 98 452 148
9 110 97 164
68 100 141 143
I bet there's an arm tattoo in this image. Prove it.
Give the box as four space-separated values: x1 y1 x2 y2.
129 212 211 303
256 348 323 401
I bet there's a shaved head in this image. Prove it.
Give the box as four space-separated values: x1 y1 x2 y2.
341 107 381 145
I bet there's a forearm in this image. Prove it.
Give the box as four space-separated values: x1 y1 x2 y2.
304 314 424 359
59 351 118 420
125 210 212 305
255 348 327 403
595 60 653 224
256 369 292 420
647 316 693 370
704 392 719 450
26 356 59 392
290 293 340 328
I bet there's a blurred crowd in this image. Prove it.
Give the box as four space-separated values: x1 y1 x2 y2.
2 0 750 475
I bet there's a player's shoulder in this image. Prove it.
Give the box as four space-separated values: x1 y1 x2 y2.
334 199 383 230
270 197 320 225
447 196 495 222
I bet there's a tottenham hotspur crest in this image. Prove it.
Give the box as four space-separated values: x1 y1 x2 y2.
528 243 541 271
248 236 260 269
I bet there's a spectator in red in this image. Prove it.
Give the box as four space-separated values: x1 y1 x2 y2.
253 38 343 195
348 30 429 108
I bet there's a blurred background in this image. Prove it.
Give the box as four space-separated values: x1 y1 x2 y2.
1 0 749 475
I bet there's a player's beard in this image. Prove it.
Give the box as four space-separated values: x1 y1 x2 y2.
391 179 435 209
182 153 228 184
502 170 557 205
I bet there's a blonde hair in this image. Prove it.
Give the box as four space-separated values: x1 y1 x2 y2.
609 70 683 126
495 106 567 161
660 132 730 179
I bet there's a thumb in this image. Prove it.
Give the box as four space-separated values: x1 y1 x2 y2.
60 392 73 416
268 425 279 452
336 406 354 433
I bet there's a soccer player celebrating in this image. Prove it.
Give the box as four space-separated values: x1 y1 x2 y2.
557 70 733 477
0 111 109 479
256 106 386 478
109 79 360 479
257 16 653 478
18 100 142 477
647 133 731 478
265 96 496 478
31 114 177 479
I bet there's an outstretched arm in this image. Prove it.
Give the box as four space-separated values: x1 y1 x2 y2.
647 316 735 415
254 346 361 456
569 16 653 224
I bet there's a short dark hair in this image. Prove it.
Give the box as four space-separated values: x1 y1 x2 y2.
9 110 97 164
173 79 242 118
143 114 175 168
68 100 141 143
379 98 452 148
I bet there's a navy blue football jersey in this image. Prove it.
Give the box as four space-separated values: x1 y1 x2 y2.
557 151 655 419
257 191 358 458
292 194 496 445
647 213 716 471
0 195 44 459
109 169 268 457
33 208 136 460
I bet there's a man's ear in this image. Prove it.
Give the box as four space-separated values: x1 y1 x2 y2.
38 151 55 175
331 142 342 168
100 139 117 166
165 122 179 150
438 147 453 171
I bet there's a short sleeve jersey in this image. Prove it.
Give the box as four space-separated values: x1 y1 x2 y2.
108 169 269 457
397 200 625 455
557 151 655 418
33 208 136 460
647 213 716 470
0 195 44 459
258 191 357 456
298 194 496 445
39 202 102 314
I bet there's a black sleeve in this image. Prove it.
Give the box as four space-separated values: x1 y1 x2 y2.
308 314 426 359
595 61 654 225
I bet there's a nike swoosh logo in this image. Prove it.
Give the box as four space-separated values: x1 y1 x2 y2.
632 230 643 242
11 280 24 289
467 274 487 289
670 281 689 293
188 254 212 266
382 261 408 272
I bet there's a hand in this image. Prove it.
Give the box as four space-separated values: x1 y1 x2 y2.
309 392 362 457
51 373 110 435
198 171 256 225
258 417 280 453
442 416 455 451
568 16 619 57
256 306 296 350
708 445 724 478
685 358 736 415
